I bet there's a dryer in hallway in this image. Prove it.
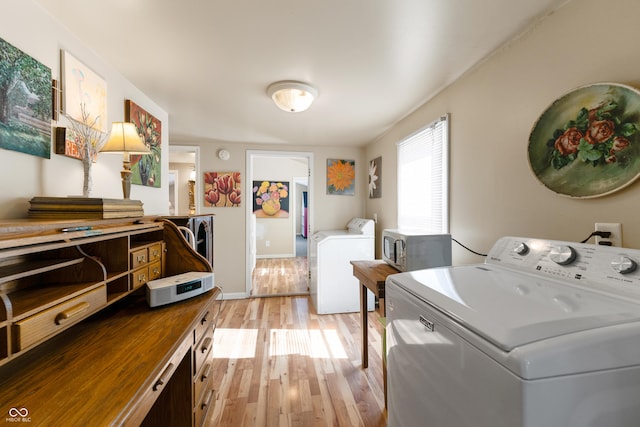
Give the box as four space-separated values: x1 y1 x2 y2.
309 218 375 314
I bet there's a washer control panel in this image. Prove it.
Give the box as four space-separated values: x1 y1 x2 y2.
486 236 640 301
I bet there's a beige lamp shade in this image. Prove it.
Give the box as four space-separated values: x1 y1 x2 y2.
101 122 150 154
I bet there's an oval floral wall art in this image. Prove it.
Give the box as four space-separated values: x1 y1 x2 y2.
528 83 640 198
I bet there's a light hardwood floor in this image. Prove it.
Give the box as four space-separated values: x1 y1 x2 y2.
252 257 309 296
206 296 387 426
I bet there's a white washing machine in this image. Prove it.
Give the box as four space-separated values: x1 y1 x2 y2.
309 218 376 314
387 236 640 427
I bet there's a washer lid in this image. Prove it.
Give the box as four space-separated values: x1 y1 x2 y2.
388 264 640 352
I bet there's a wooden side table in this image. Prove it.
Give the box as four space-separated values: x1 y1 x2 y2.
351 260 400 406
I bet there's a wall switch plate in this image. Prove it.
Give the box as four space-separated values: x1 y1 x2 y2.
595 223 622 246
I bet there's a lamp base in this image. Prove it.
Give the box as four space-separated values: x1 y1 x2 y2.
28 197 144 219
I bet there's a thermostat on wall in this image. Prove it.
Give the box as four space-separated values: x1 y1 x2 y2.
146 271 215 308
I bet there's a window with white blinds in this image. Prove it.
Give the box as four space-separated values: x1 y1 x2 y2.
397 114 449 233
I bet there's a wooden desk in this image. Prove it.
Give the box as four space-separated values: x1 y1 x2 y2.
351 260 399 407
351 260 399 366
0 289 221 426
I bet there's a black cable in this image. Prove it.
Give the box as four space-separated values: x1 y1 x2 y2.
580 231 611 243
452 237 487 257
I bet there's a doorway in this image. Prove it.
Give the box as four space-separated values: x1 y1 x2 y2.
246 150 313 297
168 145 199 216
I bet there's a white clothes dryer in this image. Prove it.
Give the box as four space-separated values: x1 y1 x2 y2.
309 218 375 314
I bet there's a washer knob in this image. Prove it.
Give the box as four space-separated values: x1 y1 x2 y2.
514 242 529 256
550 245 577 266
611 256 637 274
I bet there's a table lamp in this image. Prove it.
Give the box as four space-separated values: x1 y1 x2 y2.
101 122 151 199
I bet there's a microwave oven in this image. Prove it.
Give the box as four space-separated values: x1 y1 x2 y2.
382 229 452 272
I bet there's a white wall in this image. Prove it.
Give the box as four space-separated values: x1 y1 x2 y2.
171 141 366 295
0 0 169 218
366 0 640 264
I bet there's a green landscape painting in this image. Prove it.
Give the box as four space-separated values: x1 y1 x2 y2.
0 37 52 158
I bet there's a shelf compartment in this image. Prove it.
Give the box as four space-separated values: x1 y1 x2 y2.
0 258 85 286
107 276 130 303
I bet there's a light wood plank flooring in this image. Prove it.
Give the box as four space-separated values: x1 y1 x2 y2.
206 296 387 426
252 257 309 296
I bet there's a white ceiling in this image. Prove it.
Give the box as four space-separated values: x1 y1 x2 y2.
34 0 567 147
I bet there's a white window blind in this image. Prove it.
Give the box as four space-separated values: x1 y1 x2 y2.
397 114 449 233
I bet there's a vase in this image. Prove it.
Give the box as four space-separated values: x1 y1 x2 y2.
261 199 281 216
82 157 92 197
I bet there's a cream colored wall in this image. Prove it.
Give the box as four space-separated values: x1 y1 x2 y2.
366 0 640 265
0 0 169 218
171 142 366 296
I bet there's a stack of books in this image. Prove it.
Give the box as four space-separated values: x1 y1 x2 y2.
28 197 144 219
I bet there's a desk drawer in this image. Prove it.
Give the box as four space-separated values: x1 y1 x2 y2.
13 285 106 351
131 266 149 289
148 243 163 263
194 355 213 405
194 332 212 377
193 306 213 346
131 247 148 269
194 386 214 427
148 260 162 281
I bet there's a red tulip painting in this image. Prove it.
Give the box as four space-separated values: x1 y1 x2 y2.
204 172 241 207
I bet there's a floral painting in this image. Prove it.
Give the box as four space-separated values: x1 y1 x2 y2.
529 83 640 198
252 180 289 218
0 37 52 158
369 156 381 198
126 100 161 187
327 159 355 195
204 172 241 207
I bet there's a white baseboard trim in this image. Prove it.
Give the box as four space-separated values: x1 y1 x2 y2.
256 253 294 259
218 291 248 300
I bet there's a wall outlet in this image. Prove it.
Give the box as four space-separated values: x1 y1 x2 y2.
265 240 270 247
595 223 622 247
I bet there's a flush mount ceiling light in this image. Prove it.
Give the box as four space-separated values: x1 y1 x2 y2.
267 81 318 113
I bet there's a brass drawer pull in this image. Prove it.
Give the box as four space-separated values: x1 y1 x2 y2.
201 363 212 382
153 363 174 391
137 254 146 263
200 337 212 354
55 302 90 325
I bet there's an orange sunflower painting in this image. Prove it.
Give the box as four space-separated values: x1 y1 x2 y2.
326 159 355 195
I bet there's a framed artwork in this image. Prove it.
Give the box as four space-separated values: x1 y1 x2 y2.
252 180 290 218
204 172 241 207
326 159 355 195
55 127 81 160
61 50 107 132
369 156 382 198
125 99 162 187
529 83 640 198
0 36 52 158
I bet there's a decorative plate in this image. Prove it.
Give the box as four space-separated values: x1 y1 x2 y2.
528 83 640 198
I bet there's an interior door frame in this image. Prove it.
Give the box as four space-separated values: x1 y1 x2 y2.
169 145 200 215
245 150 314 296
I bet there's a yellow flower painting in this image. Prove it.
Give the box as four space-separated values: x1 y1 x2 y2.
326 159 355 195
